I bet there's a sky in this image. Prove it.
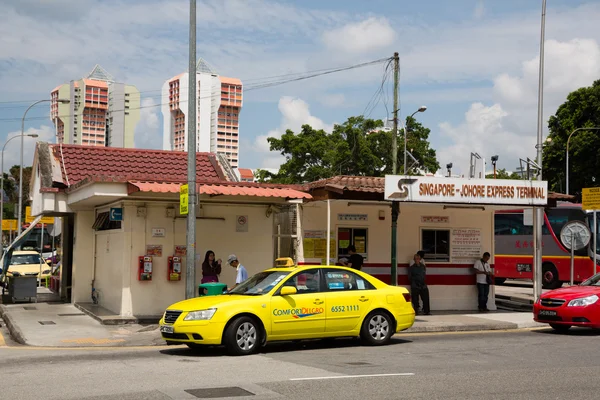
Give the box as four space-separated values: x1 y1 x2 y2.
1 0 599 176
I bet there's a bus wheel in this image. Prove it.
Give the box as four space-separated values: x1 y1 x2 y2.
542 264 562 289
494 278 506 285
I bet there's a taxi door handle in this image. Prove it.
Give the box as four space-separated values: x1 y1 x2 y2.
313 299 324 305
359 297 369 302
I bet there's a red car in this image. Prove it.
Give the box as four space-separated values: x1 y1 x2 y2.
533 272 600 332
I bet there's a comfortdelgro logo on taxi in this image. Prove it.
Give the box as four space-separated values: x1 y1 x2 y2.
272 307 324 318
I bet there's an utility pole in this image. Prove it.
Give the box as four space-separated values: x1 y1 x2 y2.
185 0 197 299
533 0 546 302
390 52 400 286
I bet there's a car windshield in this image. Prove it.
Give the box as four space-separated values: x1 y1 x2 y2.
580 273 600 287
10 254 41 265
228 270 290 295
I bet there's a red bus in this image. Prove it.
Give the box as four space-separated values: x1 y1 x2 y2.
494 204 598 289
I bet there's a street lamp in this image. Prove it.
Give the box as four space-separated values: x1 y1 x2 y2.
391 106 427 175
566 127 600 195
491 155 499 179
18 99 69 235
1 133 39 254
446 163 453 178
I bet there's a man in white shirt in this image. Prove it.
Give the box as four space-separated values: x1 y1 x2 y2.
227 254 248 289
473 252 492 312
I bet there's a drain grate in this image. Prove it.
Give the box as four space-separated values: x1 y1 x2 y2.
185 387 254 398
346 362 372 366
57 313 86 317
23 307 37 311
38 321 56 325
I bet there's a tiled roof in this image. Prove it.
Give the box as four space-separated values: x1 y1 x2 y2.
48 144 225 189
128 181 311 200
304 176 384 193
238 168 254 180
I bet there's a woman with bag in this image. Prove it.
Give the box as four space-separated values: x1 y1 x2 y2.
201 250 222 283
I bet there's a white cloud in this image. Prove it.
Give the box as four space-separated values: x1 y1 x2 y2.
1 125 55 170
134 97 162 150
322 17 396 54
253 97 334 169
437 38 600 175
318 93 348 108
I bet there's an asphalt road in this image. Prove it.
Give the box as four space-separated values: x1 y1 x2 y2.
0 327 599 400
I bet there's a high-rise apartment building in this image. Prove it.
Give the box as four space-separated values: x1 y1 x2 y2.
51 65 140 147
161 59 243 168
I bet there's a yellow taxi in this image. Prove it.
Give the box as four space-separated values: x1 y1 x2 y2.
159 258 415 355
4 250 52 279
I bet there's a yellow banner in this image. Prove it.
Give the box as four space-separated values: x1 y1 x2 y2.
1 219 17 231
25 206 54 224
180 184 189 215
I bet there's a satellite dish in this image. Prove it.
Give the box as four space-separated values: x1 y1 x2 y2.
560 221 591 251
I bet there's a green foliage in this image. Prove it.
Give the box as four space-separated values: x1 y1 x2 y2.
543 80 600 195
258 116 440 184
485 168 523 180
1 165 32 219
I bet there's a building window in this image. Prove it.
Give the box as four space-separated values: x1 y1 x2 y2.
421 229 450 262
337 227 367 261
92 211 121 231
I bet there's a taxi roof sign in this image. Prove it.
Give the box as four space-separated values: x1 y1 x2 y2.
274 257 296 268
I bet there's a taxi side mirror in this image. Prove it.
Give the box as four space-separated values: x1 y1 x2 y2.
280 286 297 296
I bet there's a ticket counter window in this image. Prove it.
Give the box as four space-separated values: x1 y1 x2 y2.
421 229 450 262
337 228 368 261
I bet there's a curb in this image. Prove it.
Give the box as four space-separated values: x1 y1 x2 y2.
0 305 27 345
74 303 160 326
404 322 518 334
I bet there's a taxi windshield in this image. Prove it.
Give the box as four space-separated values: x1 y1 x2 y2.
228 270 290 295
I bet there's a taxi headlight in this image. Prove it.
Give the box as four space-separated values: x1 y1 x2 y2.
184 308 217 321
567 295 599 307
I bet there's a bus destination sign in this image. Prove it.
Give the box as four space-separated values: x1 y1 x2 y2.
385 176 548 206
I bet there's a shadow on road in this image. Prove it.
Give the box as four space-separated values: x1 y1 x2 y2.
159 337 412 358
532 327 600 337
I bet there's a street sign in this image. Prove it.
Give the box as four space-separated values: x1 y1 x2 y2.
1 219 17 231
109 207 123 221
582 187 600 210
180 184 188 215
25 206 54 224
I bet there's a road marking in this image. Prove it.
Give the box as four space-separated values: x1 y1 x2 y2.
396 326 546 337
290 373 414 381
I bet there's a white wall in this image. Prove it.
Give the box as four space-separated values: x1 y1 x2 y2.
71 211 95 304
300 201 496 311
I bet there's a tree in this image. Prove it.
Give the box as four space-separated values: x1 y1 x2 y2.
1 165 33 219
543 80 600 195
259 116 440 184
485 168 523 180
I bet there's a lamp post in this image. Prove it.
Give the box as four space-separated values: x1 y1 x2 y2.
18 98 69 235
446 163 453 178
565 127 600 195
403 106 427 175
1 133 39 254
491 155 499 179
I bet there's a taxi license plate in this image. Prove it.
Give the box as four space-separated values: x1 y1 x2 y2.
160 325 174 334
538 310 557 317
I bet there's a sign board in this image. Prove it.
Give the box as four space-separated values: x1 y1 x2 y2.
1 219 17 231
174 245 187 257
151 228 166 237
25 207 54 224
109 208 123 221
582 187 600 210
384 176 548 206
450 228 482 263
236 215 248 232
180 184 188 215
338 213 368 221
421 216 449 223
146 244 163 257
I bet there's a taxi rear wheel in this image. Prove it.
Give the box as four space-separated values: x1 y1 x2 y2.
223 316 261 356
360 311 393 346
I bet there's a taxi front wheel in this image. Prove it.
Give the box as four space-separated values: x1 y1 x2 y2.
223 316 261 356
360 311 393 346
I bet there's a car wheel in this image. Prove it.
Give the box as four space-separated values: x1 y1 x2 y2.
542 264 562 289
360 311 393 346
550 324 571 333
223 316 261 356
494 278 506 285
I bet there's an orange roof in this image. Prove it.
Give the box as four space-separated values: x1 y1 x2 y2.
219 76 242 85
83 79 108 88
238 168 254 180
128 181 311 200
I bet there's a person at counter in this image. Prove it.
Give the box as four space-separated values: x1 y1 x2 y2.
201 250 222 283
409 252 430 315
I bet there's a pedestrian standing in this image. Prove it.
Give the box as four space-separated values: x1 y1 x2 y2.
201 250 222 283
474 252 492 312
227 254 248 290
408 253 430 315
345 245 364 270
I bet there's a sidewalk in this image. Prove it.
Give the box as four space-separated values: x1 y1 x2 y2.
0 301 546 348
